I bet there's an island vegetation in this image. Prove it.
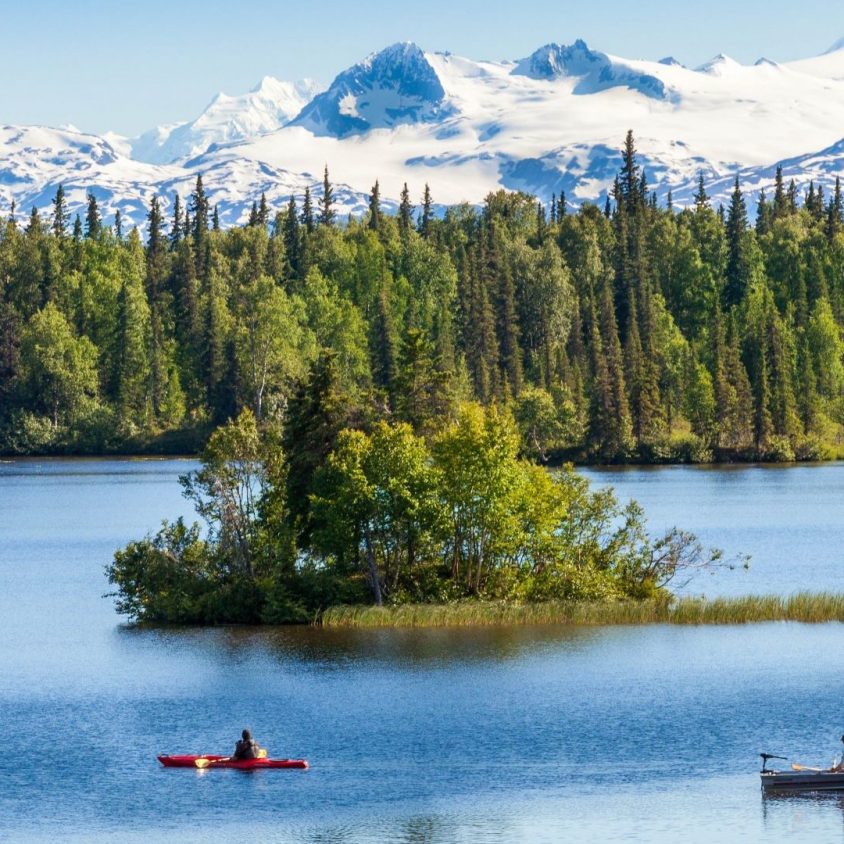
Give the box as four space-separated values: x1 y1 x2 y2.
3 133 844 464
107 402 723 624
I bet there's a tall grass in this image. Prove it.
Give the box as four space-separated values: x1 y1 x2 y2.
319 593 844 628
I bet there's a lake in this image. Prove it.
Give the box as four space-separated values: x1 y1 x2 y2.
3 458 844 842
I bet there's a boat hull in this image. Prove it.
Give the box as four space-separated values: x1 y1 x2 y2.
158 754 308 770
761 770 844 792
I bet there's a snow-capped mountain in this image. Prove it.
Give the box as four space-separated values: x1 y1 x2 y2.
292 42 453 137
4 37 844 230
0 124 375 230
129 77 324 164
512 40 669 100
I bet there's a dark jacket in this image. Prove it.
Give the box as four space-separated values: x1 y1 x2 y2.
233 738 260 760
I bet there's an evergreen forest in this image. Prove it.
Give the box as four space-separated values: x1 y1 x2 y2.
3 132 844 464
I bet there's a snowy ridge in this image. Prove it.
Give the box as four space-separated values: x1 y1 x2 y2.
4 37 844 228
129 77 324 164
0 125 375 231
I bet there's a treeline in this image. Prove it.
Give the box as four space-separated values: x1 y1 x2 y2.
3 133 844 461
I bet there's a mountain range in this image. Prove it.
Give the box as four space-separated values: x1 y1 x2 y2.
4 38 844 229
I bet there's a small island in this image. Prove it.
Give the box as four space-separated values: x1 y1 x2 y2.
106 390 839 629
107 396 714 625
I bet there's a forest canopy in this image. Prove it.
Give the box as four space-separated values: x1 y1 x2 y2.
3 133 844 463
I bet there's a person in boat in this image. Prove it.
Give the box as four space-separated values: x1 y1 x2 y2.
232 729 262 760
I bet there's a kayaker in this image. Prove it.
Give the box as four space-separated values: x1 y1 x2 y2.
232 729 262 760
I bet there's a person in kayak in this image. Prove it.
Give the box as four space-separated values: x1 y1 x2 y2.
232 729 262 760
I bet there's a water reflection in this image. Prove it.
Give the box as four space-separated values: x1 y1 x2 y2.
762 791 844 837
117 622 608 669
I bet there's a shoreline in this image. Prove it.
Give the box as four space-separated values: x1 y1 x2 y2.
4 451 844 470
318 594 844 628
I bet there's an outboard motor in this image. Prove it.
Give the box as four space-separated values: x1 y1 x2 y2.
760 753 787 773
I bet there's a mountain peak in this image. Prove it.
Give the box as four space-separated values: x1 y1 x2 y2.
697 53 740 73
291 41 451 138
513 40 601 80
131 76 323 164
513 40 667 100
251 75 283 93
365 41 425 63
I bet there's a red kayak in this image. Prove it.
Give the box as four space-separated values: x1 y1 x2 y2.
158 755 308 770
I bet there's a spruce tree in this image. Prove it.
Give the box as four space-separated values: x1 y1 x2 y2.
712 311 753 452
694 173 709 210
202 267 232 422
371 286 398 406
796 332 820 434
258 191 269 227
170 195 183 247
724 176 750 308
492 229 523 395
827 177 843 240
301 187 315 232
619 130 641 213
398 182 413 234
26 206 41 237
786 179 799 215
212 205 220 231
535 201 547 244
51 185 69 238
84 193 101 239
768 314 800 438
463 243 499 402
624 283 663 446
146 196 169 417
588 282 632 458
283 351 351 543
368 180 382 231
146 197 165 263
806 181 818 218
114 209 123 240
189 175 209 248
394 327 451 433
558 190 566 217
113 277 152 426
773 166 787 219
752 341 773 453
318 166 335 227
419 183 433 239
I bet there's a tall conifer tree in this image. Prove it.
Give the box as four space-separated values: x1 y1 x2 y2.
84 193 101 239
318 166 335 227
52 185 69 239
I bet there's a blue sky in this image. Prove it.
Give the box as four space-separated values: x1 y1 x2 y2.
2 0 843 135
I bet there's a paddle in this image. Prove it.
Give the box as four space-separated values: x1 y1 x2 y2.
195 748 268 768
194 756 227 769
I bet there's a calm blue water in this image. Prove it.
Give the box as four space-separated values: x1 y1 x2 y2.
3 459 844 842
582 463 844 597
